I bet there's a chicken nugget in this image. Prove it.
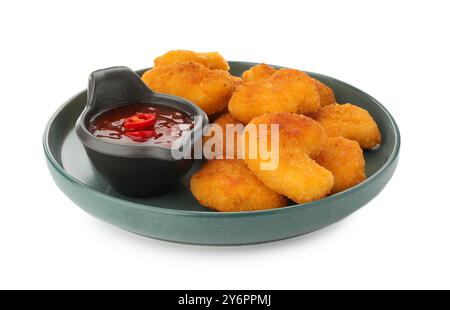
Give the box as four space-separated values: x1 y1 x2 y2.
242 63 276 82
316 137 366 194
142 62 236 116
314 79 336 107
245 149 334 204
313 103 382 149
203 113 244 159
242 112 334 203
154 50 230 71
190 159 287 212
248 112 326 158
242 64 335 107
229 68 321 123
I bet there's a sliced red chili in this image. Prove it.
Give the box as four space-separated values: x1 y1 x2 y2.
123 113 156 131
124 130 157 142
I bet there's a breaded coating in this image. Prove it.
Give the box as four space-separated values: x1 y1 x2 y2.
248 112 326 158
203 113 244 159
314 79 336 107
314 103 382 149
231 76 243 88
242 112 334 203
242 63 276 82
242 64 335 107
190 160 287 212
142 62 236 115
154 50 230 71
229 68 321 123
316 137 366 194
245 149 334 204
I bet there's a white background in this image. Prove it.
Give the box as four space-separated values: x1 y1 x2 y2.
1 0 449 289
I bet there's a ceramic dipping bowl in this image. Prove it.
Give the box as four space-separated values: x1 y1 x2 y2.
75 66 208 197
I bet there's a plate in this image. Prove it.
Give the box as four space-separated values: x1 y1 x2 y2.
43 61 400 245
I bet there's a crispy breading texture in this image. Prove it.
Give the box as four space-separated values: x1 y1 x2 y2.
242 63 276 82
313 103 382 149
231 76 243 88
247 112 326 158
229 68 321 123
142 62 236 116
315 137 366 194
242 112 334 203
154 50 230 71
242 64 335 107
244 149 334 204
203 113 244 159
190 159 287 212
314 79 336 107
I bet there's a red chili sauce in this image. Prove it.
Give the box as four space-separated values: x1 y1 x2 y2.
89 103 194 147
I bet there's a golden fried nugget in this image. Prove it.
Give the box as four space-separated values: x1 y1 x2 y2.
142 62 236 115
248 112 326 158
242 63 276 82
190 160 287 212
316 137 366 194
229 68 321 123
242 112 334 203
245 149 334 204
314 79 336 107
203 113 244 159
243 64 335 107
314 103 382 149
154 50 230 71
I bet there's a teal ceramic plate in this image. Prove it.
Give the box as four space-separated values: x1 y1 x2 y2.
44 61 400 245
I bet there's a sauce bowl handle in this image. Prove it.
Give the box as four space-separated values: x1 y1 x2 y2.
87 66 155 111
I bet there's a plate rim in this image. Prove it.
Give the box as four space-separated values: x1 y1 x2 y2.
43 61 401 217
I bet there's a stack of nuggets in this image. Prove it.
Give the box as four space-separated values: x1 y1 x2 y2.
141 51 381 212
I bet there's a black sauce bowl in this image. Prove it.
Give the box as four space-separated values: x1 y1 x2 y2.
75 66 208 197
